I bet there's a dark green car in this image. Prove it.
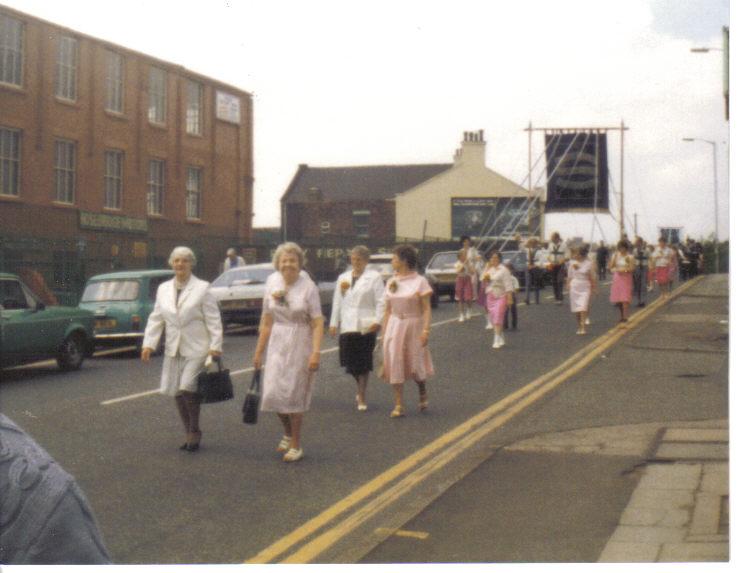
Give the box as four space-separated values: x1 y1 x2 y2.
78 270 174 350
0 273 95 370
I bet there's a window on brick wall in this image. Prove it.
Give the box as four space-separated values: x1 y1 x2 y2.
55 35 78 101
147 159 165 215
54 139 76 204
148 66 166 124
0 127 21 197
104 149 123 209
105 50 124 113
185 80 203 135
0 13 23 87
353 210 370 238
186 166 202 219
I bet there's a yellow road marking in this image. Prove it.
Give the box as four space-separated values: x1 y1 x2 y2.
247 276 702 564
374 528 429 540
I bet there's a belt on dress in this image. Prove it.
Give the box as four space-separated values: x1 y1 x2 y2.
391 312 421 319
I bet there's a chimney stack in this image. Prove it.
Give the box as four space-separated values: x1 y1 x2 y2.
455 129 486 167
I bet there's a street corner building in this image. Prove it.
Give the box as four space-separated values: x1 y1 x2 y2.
281 130 542 277
0 6 254 303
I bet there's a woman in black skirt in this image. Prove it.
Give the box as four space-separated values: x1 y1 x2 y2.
329 245 386 411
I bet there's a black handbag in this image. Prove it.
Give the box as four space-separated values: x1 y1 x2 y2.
242 369 261 424
196 357 234 404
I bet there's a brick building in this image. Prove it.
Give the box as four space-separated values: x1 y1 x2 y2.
0 5 253 302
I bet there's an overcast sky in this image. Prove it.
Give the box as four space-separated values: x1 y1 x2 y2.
4 0 731 243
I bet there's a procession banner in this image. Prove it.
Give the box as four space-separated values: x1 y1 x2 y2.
545 132 609 212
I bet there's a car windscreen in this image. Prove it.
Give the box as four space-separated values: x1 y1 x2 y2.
212 268 273 287
81 280 140 302
367 262 393 275
427 253 459 269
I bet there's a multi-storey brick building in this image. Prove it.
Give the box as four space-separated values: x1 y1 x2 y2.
0 5 253 301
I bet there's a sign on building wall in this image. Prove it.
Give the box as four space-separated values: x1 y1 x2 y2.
545 132 609 212
452 197 536 239
215 91 241 124
79 211 148 233
452 198 497 239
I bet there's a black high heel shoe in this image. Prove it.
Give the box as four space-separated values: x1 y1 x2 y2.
185 431 202 452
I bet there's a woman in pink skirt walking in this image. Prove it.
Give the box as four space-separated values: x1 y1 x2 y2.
609 240 635 326
380 244 434 418
481 251 514 349
455 248 475 321
651 237 675 299
566 245 597 335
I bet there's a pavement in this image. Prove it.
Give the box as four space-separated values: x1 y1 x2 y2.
360 274 729 564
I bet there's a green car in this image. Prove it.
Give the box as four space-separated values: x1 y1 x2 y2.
78 270 174 350
0 272 95 371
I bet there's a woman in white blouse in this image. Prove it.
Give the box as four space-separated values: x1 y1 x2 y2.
650 236 675 300
481 251 514 349
329 246 385 411
141 246 223 452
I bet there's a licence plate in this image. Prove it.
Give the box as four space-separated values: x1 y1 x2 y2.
95 318 117 329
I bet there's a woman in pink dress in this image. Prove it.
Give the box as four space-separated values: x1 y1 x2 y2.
481 251 514 349
566 246 597 335
253 243 324 463
608 240 635 326
454 249 474 322
380 244 434 418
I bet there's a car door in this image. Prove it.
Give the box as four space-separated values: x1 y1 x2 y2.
0 278 53 363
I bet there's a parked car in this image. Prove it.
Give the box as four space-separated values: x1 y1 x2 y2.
1 272 95 370
357 253 438 307
78 270 174 350
424 251 459 302
500 250 527 290
209 264 335 325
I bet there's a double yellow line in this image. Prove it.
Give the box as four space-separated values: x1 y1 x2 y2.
246 277 702 564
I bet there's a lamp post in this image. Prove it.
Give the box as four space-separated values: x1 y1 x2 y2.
682 137 719 273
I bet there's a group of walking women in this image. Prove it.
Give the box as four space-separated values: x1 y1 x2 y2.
140 235 678 463
141 242 434 463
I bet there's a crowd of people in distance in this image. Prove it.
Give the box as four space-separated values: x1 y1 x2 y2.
137 234 703 464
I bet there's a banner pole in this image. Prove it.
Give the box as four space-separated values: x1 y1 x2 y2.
528 121 533 237
619 119 625 238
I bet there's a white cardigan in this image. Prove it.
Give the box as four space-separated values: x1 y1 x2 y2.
329 269 385 334
142 276 223 358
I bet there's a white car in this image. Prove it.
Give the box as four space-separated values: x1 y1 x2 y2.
210 263 335 325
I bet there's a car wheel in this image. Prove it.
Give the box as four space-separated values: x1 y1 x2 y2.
431 290 439 308
57 333 86 371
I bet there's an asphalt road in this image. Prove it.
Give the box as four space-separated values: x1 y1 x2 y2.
1 277 727 564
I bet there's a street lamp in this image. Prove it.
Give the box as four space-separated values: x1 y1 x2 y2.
682 137 719 273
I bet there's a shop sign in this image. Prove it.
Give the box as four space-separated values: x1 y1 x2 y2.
79 211 148 234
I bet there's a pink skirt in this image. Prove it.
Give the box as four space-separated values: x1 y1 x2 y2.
655 266 670 285
610 272 633 304
382 314 434 385
486 292 508 326
455 275 473 301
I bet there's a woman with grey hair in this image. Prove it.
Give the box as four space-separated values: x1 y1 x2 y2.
253 242 324 462
141 246 223 452
329 245 385 411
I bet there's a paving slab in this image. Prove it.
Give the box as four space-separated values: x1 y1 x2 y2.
639 463 702 491
598 541 661 563
663 428 728 442
658 542 729 562
611 525 685 544
654 442 728 461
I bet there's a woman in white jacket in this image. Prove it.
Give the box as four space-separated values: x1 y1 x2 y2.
329 246 385 411
141 246 223 452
